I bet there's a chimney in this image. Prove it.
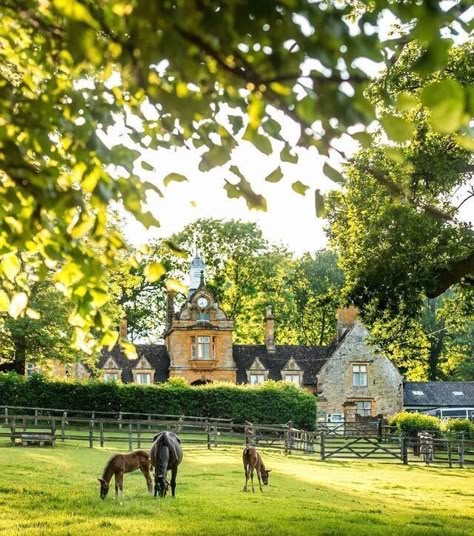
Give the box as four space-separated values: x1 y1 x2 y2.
166 290 175 330
119 316 128 339
336 305 358 340
265 305 276 353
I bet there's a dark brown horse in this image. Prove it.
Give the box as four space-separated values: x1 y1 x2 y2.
98 450 153 500
150 431 183 498
243 446 271 492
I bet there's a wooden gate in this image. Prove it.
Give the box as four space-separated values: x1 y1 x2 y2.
321 435 401 460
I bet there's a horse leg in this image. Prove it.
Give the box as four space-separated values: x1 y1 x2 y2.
243 464 249 492
250 467 255 493
141 464 153 494
170 466 177 498
256 469 263 492
114 473 119 500
117 473 124 501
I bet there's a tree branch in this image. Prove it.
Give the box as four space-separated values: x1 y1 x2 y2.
426 250 474 298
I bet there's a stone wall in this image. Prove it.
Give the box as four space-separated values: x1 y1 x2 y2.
316 323 403 420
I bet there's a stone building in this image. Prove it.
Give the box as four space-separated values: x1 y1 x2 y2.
315 307 403 422
96 254 403 421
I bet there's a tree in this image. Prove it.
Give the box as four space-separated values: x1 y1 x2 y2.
327 42 473 325
0 1 471 351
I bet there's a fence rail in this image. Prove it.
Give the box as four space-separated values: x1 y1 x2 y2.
1 406 473 468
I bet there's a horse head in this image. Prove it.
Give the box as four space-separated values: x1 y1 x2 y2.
97 478 109 500
261 468 272 486
154 475 169 498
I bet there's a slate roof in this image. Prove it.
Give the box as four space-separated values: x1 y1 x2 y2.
404 381 474 408
233 345 331 385
99 344 170 383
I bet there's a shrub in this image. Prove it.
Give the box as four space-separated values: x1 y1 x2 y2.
389 412 441 437
0 373 316 430
442 419 474 440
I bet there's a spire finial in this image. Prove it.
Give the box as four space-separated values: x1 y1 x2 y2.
199 269 205 288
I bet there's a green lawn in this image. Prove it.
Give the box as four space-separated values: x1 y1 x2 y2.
0 443 472 535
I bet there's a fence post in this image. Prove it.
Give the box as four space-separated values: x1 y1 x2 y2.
206 418 211 450
61 412 66 442
10 417 16 446
458 433 464 469
400 436 408 464
447 439 452 468
137 422 142 449
148 414 151 430
213 423 218 448
100 420 104 448
51 418 56 438
89 420 94 448
34 408 38 427
128 424 133 451
320 433 325 461
4 407 8 425
118 411 122 430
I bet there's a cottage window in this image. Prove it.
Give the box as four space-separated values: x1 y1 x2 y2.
356 401 372 417
352 364 368 387
250 373 266 385
283 373 301 385
104 372 119 383
135 373 151 385
26 363 38 377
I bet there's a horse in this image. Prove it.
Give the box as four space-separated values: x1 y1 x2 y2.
243 446 271 492
150 431 183 498
97 450 153 500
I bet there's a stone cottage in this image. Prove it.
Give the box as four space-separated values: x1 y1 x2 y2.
95 254 403 421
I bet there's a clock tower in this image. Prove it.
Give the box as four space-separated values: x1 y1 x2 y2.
165 255 236 384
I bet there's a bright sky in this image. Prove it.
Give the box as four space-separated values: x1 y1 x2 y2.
105 5 473 256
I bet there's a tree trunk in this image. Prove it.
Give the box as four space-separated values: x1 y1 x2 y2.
13 335 27 375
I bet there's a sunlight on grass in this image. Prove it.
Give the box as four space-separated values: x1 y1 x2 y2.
0 444 472 535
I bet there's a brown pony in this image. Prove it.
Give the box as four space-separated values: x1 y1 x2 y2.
98 450 153 500
243 446 271 493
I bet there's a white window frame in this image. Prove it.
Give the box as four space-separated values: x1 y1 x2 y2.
197 336 211 360
104 372 119 383
352 364 368 387
356 400 372 417
135 373 151 385
26 363 38 377
250 373 266 385
283 373 301 385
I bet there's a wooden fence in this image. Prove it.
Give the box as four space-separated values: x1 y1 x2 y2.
1 406 473 468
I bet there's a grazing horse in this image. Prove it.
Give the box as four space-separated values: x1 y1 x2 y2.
243 446 271 493
98 450 153 500
150 431 183 498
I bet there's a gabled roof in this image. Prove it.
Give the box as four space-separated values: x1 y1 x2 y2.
404 381 474 407
99 344 170 383
233 345 330 385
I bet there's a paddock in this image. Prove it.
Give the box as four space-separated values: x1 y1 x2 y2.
0 442 472 535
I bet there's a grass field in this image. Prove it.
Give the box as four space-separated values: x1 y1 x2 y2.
0 443 472 535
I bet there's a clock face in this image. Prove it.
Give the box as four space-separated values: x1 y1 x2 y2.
197 297 209 309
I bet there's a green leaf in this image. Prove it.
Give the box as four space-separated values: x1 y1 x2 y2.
164 240 188 258
242 126 273 155
53 0 99 29
101 330 119 350
380 115 415 142
396 92 419 112
265 167 283 183
0 290 10 312
270 82 292 96
323 163 346 184
224 178 267 211
144 262 166 283
8 292 28 319
163 173 188 187
1 253 20 282
454 134 474 151
352 132 373 148
421 79 465 133
247 97 265 129
135 211 160 229
314 189 326 218
166 278 189 295
26 308 41 319
280 146 298 163
199 145 231 172
292 181 309 195
141 160 154 172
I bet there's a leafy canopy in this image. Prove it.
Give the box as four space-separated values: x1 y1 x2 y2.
0 1 471 350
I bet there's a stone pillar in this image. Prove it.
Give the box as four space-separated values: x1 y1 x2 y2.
336 305 358 340
265 305 276 353
119 317 128 339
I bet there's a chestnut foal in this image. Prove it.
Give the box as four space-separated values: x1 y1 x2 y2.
98 450 153 500
242 446 271 493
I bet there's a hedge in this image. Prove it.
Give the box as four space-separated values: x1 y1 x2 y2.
0 374 317 430
390 412 474 439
